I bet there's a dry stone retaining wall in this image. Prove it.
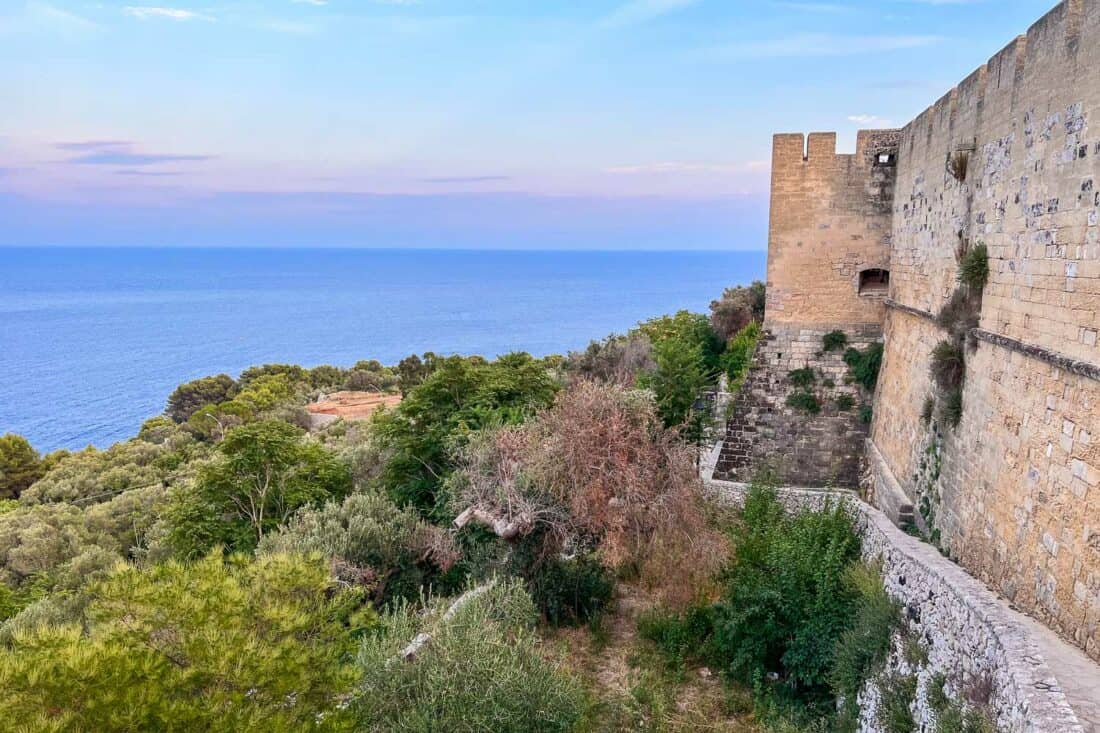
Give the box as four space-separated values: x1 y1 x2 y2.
706 481 1088 733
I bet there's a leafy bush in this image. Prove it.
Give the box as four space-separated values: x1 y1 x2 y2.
788 367 816 389
859 405 874 424
374 353 559 515
930 341 965 391
957 244 989 291
165 420 352 558
936 289 979 338
786 391 821 414
19 440 167 506
636 310 725 378
843 343 884 391
0 552 371 732
940 388 964 428
566 332 654 386
709 281 766 341
822 331 848 352
722 322 761 389
638 337 707 428
165 374 239 423
524 552 614 626
354 580 585 732
928 674 997 733
835 395 856 412
710 484 861 698
830 565 900 710
259 491 457 605
0 435 44 500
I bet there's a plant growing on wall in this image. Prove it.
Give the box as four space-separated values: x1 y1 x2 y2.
822 330 848 352
929 341 964 391
843 343 883 391
786 391 821 414
788 367 816 389
957 243 989 291
947 150 970 182
835 395 855 411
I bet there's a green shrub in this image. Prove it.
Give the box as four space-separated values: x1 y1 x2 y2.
859 405 873 424
957 244 989 291
878 672 917 733
928 674 997 733
722 322 761 388
526 554 614 627
786 391 821 414
637 604 716 669
834 395 856 412
937 289 979 337
843 343 883 391
355 580 585 732
823 331 848 352
830 564 900 704
710 484 861 700
941 388 963 428
788 367 816 389
930 341 965 391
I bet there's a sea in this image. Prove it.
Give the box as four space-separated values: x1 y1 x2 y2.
0 247 766 452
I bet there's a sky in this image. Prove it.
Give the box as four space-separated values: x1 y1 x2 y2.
0 0 1057 249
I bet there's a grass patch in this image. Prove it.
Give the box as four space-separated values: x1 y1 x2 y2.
877 672 917 733
957 244 989 291
930 340 965 391
921 396 935 424
940 388 963 428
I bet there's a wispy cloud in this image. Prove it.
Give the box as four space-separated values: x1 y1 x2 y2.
847 114 893 126
123 7 215 22
0 2 100 36
704 33 943 59
115 169 185 177
600 0 698 28
56 140 212 167
419 175 512 183
604 161 768 174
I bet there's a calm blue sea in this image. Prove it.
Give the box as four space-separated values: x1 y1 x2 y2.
0 247 765 452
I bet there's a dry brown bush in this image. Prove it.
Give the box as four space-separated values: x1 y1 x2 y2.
452 380 727 608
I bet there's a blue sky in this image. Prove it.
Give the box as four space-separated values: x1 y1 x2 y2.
0 0 1056 249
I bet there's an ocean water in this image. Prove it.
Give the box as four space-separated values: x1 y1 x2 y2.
0 247 765 452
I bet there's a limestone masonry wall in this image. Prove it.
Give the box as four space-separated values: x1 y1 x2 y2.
724 0 1100 663
873 0 1100 661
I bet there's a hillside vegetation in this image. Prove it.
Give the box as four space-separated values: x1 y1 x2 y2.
0 283 901 731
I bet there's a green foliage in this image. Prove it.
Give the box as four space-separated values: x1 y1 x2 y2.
830 564 901 705
710 483 861 699
567 332 655 385
0 434 44 500
0 502 123 589
822 331 848 352
346 360 400 393
396 353 438 395
936 289 979 338
709 281 766 341
878 672 917 733
238 363 309 388
19 440 168 506
930 340 965 392
636 310 725 378
637 604 716 670
165 374 239 423
843 343 884 391
834 395 856 412
166 420 351 557
721 322 761 389
786 391 821 414
0 552 370 732
374 353 558 515
524 553 614 627
940 388 964 428
354 580 585 732
957 244 989 291
928 674 996 733
788 367 816 389
259 491 455 605
638 337 708 428
235 373 298 412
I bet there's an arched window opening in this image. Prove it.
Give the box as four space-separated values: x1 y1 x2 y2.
858 268 890 296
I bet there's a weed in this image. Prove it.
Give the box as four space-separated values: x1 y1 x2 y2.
947 150 969 182
787 391 821 414
823 330 848 352
788 367 816 389
877 672 917 733
843 343 884 391
835 395 856 412
930 341 965 391
957 244 989 291
940 388 963 428
859 405 873 424
921 396 935 424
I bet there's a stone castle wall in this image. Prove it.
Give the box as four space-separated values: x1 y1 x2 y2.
872 0 1100 660
724 0 1100 661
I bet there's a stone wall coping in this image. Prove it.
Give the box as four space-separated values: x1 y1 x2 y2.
702 478 1087 733
884 297 937 323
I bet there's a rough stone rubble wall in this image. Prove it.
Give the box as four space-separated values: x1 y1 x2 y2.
713 324 878 487
871 0 1100 660
706 482 1087 733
